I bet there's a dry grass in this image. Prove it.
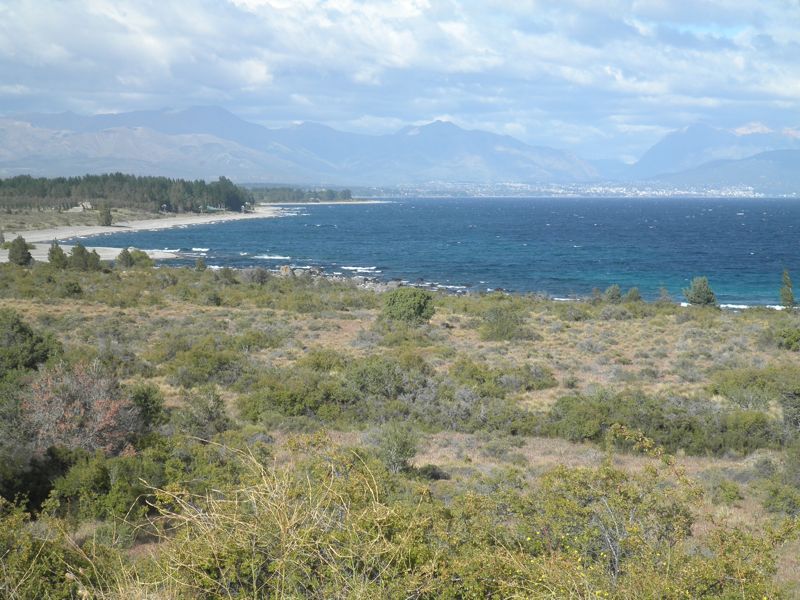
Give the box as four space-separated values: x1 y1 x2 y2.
4 284 798 592
0 207 163 232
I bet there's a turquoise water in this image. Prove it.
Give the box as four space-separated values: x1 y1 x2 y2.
73 197 800 305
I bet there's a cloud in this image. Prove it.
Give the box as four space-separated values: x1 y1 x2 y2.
0 0 798 159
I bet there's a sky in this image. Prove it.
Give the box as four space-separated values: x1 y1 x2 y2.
1 0 799 161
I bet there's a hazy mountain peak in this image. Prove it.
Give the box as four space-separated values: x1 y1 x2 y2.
0 107 598 184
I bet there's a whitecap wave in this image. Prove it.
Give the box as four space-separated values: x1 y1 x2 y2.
192 247 209 252
254 254 291 260
341 266 379 273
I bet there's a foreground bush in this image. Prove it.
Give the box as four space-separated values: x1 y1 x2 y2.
0 498 118 599
59 437 791 599
382 287 435 324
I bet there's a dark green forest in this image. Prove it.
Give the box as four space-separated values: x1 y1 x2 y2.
0 173 252 213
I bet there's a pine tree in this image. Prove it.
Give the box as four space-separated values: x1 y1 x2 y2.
781 269 795 308
683 276 717 306
68 243 101 271
116 248 134 268
7 236 32 266
48 240 68 269
97 204 113 226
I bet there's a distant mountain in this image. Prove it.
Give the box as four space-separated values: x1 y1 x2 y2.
1 107 597 185
654 149 800 194
629 123 800 179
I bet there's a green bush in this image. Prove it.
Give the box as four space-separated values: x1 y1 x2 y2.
372 421 419 473
603 284 622 303
709 364 800 428
450 357 556 398
237 368 349 421
0 499 115 598
478 297 535 341
382 287 435 324
164 336 243 387
624 287 642 302
0 308 60 376
774 326 800 351
547 389 780 455
172 386 232 439
129 381 166 428
683 276 717 306
763 482 800 516
297 347 350 372
7 236 32 266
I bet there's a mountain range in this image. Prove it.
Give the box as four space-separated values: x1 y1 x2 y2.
1 106 798 193
0 107 596 185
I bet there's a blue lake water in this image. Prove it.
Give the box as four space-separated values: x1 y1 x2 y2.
71 197 800 305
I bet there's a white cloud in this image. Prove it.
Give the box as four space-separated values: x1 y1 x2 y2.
0 0 798 159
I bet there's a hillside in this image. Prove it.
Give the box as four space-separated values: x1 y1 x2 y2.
0 254 799 596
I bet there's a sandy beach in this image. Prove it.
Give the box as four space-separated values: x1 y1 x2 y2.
1 205 285 264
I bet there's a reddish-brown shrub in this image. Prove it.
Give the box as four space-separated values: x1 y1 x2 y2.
23 361 142 455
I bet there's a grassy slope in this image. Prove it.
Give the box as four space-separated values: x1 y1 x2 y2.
2 263 800 595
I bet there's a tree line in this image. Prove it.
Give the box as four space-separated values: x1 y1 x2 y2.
0 173 252 213
248 186 353 202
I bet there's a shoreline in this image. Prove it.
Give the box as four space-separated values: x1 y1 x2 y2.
1 202 791 309
267 200 390 206
0 205 286 263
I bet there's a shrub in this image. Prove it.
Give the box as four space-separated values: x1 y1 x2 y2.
774 326 800 351
382 287 435 324
624 287 642 302
0 499 114 597
172 386 231 439
710 478 743 506
709 364 800 430
164 337 243 387
372 421 419 473
603 284 622 303
450 357 556 398
297 347 349 372
479 300 534 341
22 361 143 455
21 362 142 453
0 309 60 376
546 389 780 455
129 381 166 428
683 276 716 306
129 248 154 268
115 248 134 268
7 236 32 266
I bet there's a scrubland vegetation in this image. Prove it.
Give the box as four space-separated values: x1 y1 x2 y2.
1 254 800 598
